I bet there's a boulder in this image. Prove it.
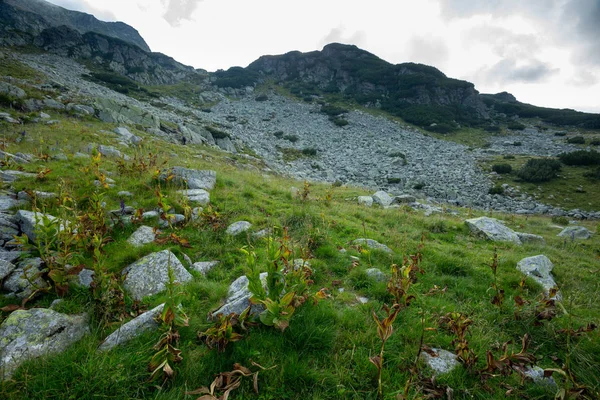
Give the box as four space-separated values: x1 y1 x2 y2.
165 167 216 190
392 194 416 204
178 189 210 205
366 268 387 282
421 348 460 375
372 190 393 207
352 238 393 253
122 250 192 301
516 255 560 298
66 104 95 116
88 144 129 160
516 232 546 245
3 259 48 299
227 221 252 236
0 170 36 183
98 304 165 352
357 196 373 207
15 210 63 243
465 217 521 244
191 261 219 275
126 225 156 247
0 82 26 99
0 308 89 378
211 272 267 317
557 226 592 240
113 127 142 145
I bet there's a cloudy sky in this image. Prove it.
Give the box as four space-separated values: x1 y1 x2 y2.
45 0 600 113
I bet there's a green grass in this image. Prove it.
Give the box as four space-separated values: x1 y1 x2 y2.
0 106 599 399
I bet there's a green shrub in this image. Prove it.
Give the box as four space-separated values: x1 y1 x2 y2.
503 155 515 159
488 185 504 195
205 125 230 139
331 117 349 127
301 147 317 156
567 136 585 144
551 215 569 225
584 167 600 180
425 123 454 134
492 163 512 174
507 122 526 130
388 152 406 159
484 125 501 133
590 139 600 146
303 96 313 103
554 131 567 137
273 131 284 138
413 182 425 190
320 104 348 117
559 150 600 166
283 135 299 143
255 94 268 102
517 158 561 182
387 177 402 184
513 141 522 146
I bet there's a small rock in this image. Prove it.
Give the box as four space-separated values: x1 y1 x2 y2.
191 261 219 275
372 190 393 207
523 366 557 389
358 196 373 207
226 221 252 236
211 272 268 317
118 191 133 198
352 238 393 253
366 268 387 282
421 348 460 375
15 210 64 243
165 167 216 190
98 304 165 352
392 194 416 204
78 269 95 288
178 189 210 205
465 217 521 244
252 228 272 239
0 259 16 281
516 232 546 245
516 255 560 299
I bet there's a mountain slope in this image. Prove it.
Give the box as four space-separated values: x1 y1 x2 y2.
1 0 150 51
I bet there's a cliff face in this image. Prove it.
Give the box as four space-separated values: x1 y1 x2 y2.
246 43 488 116
2 0 150 51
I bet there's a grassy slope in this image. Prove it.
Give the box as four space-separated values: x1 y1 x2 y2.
0 109 598 400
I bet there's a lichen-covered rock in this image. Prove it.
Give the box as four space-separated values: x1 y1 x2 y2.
516 255 560 298
15 210 63 243
358 196 373 207
465 217 521 244
122 250 192 301
0 170 36 183
113 127 141 145
557 226 592 240
352 238 393 253
0 259 16 281
3 259 48 299
191 261 219 275
126 225 156 247
392 194 416 204
517 232 546 245
421 348 459 375
178 189 210 205
211 272 267 318
0 308 89 378
372 190 393 207
77 269 95 288
226 221 252 236
366 268 387 282
0 82 26 99
165 167 216 190
98 304 164 352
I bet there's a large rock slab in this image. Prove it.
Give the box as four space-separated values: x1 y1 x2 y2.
178 189 210 205
191 261 219 275
372 190 393 207
0 82 26 99
165 167 216 190
421 348 459 375
126 225 156 247
98 304 165 352
352 238 393 253
122 250 192 301
227 221 252 236
211 272 267 318
557 226 592 240
0 308 89 378
465 217 521 244
0 259 16 281
392 194 416 204
516 255 560 298
113 127 142 145
15 210 63 243
0 170 36 183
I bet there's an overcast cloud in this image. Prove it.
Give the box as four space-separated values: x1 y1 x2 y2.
43 0 599 113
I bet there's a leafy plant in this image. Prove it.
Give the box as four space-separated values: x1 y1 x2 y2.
199 307 254 352
90 234 125 325
517 158 562 182
487 249 505 308
480 334 536 379
439 312 478 371
492 163 512 174
149 265 189 384
370 304 401 399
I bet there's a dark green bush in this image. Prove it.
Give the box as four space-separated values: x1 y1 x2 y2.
413 182 425 190
255 94 268 102
273 131 284 138
488 185 504 195
388 152 406 159
584 167 600 180
492 164 512 174
321 104 348 117
567 136 585 144
558 150 600 166
425 123 454 134
517 158 562 182
503 155 515 159
283 135 299 143
554 131 567 137
331 117 349 127
513 141 522 146
590 139 600 146
387 177 402 184
205 125 230 139
301 147 317 156
484 125 501 133
507 122 526 130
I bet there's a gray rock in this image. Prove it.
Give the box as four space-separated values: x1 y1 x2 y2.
142 210 160 219
0 82 26 99
74 152 90 159
216 137 236 153
557 226 592 240
0 250 22 263
252 228 272 239
158 214 185 228
0 170 36 183
372 190 393 207
43 99 65 110
226 221 252 236
0 195 23 212
98 304 165 352
465 217 521 244
113 127 141 145
392 194 416 204
17 191 56 201
127 225 156 247
211 273 267 317
292 259 312 271
178 189 210 205
166 167 216 190
421 348 460 375
0 259 16 281
0 308 89 378
78 269 95 288
358 196 373 207
88 144 129 160
0 150 31 164
516 232 546 245
366 268 387 282
516 255 560 298
118 191 133 197
523 366 557 389
352 238 393 253
122 250 192 301
66 104 95 116
15 210 64 243
3 259 48 299
191 261 219 275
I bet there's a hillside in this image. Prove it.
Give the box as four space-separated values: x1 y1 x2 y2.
0 3 600 399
